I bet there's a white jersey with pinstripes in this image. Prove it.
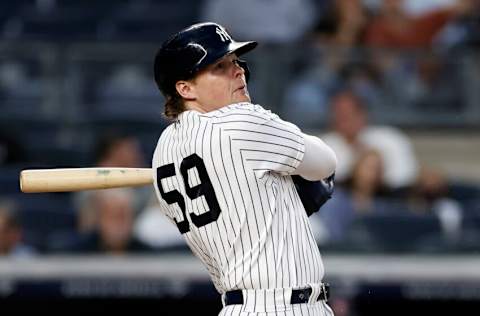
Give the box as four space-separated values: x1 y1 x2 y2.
152 102 325 296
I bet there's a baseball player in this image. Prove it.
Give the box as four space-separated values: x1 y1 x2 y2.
152 22 337 315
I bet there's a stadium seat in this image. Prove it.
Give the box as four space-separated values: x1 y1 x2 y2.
105 1 201 41
343 213 444 253
12 121 88 167
0 165 24 195
15 8 101 41
92 63 163 120
15 193 76 251
0 59 45 119
449 182 480 214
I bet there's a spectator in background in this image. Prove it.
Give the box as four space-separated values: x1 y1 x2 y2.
363 0 474 49
399 0 480 49
0 200 36 258
322 88 419 191
133 194 186 250
75 131 151 233
362 0 474 112
66 189 153 255
342 150 390 213
93 131 145 169
310 149 394 316
408 167 463 240
317 0 369 47
311 149 395 244
282 0 373 127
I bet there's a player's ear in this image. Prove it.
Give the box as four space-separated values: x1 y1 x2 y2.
175 80 197 100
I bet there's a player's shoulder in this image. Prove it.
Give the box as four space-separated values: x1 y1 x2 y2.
202 102 303 140
202 102 279 122
158 120 176 138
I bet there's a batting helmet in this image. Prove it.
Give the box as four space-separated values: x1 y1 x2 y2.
154 22 257 97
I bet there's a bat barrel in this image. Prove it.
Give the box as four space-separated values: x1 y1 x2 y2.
20 168 154 193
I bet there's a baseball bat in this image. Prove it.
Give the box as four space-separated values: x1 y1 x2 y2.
20 168 153 193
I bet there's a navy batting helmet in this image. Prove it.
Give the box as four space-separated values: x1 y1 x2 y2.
154 22 257 97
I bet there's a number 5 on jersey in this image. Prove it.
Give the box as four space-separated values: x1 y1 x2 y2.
156 153 222 234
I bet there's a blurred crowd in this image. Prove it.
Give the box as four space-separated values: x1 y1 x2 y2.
309 87 470 253
0 97 478 259
279 0 479 126
0 131 186 258
0 0 479 259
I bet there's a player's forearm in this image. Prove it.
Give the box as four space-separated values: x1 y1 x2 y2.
294 133 337 181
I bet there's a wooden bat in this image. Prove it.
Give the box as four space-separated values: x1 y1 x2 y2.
20 168 153 193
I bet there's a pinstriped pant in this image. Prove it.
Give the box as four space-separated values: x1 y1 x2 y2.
218 285 335 316
219 300 334 316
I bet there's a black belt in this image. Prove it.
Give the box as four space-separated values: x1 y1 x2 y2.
224 284 330 306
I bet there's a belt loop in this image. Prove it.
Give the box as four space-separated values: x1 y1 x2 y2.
307 283 320 304
321 283 328 303
285 288 293 305
221 292 226 307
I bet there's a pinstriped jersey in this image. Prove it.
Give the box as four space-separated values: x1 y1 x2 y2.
152 102 324 294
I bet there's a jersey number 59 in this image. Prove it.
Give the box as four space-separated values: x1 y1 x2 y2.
156 154 222 234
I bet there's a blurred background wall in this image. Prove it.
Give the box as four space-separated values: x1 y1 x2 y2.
0 0 479 315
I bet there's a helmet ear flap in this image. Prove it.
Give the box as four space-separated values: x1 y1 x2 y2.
236 59 251 83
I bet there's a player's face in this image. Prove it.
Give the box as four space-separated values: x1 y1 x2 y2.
185 53 251 112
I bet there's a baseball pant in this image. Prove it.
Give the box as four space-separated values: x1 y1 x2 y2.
219 283 335 316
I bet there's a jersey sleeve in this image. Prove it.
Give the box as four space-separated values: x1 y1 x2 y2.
214 103 305 175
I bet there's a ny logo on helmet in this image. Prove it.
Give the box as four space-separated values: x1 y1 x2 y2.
216 27 231 42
